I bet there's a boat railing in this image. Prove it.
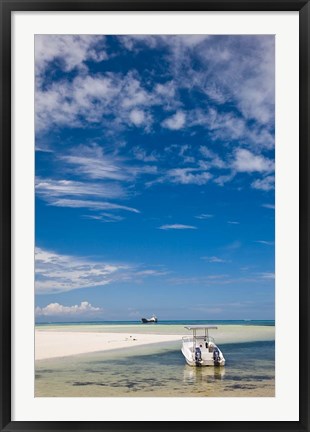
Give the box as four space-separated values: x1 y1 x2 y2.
182 336 215 345
182 336 194 344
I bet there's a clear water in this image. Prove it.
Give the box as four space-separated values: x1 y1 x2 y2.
35 340 275 397
37 319 275 327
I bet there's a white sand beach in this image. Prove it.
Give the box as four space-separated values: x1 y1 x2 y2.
35 325 275 360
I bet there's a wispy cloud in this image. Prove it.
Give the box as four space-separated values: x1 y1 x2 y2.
262 203 275 210
201 256 227 263
195 214 214 220
252 176 275 191
159 224 197 230
35 247 169 294
82 213 124 223
165 168 212 185
48 199 139 213
136 269 169 276
168 272 273 286
35 247 125 294
35 301 102 317
61 145 130 181
227 221 239 225
36 177 125 200
255 240 274 246
259 272 275 279
199 146 226 169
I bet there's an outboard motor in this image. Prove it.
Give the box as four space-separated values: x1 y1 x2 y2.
213 347 220 365
195 347 202 366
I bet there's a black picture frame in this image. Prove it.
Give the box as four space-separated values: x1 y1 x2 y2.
1 1 309 431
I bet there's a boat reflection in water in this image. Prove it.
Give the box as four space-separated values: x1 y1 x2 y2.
183 365 226 384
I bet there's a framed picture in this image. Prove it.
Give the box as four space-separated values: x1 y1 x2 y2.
1 0 309 430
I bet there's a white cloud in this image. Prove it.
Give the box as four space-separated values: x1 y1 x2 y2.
199 146 226 169
202 256 227 263
162 111 186 130
259 272 275 279
62 153 129 181
61 145 157 182
262 203 275 209
195 214 213 219
35 301 102 316
227 221 239 225
129 109 146 126
49 198 139 213
159 224 197 230
35 248 168 294
136 269 168 276
233 149 274 173
132 147 158 162
83 213 124 223
35 178 124 200
36 72 160 132
198 36 275 126
252 175 275 191
35 35 107 76
166 168 212 185
35 248 124 294
255 240 274 246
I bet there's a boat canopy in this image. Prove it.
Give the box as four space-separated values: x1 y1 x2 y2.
185 325 218 330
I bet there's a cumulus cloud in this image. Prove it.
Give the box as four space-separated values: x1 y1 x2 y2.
129 109 146 126
35 35 108 76
159 224 197 230
162 111 186 130
36 70 167 132
35 301 102 316
252 175 275 191
233 149 274 173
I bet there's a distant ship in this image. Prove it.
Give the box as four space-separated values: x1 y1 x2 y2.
141 314 158 323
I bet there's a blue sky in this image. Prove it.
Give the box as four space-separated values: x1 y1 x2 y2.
35 35 275 322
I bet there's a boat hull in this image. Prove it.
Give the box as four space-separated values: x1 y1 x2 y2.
181 343 225 367
141 317 158 323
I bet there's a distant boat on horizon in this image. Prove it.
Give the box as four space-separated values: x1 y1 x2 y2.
141 314 158 324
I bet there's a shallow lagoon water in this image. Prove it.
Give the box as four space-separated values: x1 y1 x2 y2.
35 340 275 397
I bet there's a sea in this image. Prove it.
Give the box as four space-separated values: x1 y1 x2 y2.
35 320 275 397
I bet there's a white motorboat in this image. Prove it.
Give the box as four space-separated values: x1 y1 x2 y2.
141 314 158 323
181 325 225 367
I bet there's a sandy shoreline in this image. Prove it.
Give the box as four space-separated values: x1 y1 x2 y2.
35 325 275 360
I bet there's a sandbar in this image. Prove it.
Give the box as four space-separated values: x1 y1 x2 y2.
35 325 275 360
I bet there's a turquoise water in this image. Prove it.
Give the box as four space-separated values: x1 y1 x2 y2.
35 340 275 397
37 319 275 327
